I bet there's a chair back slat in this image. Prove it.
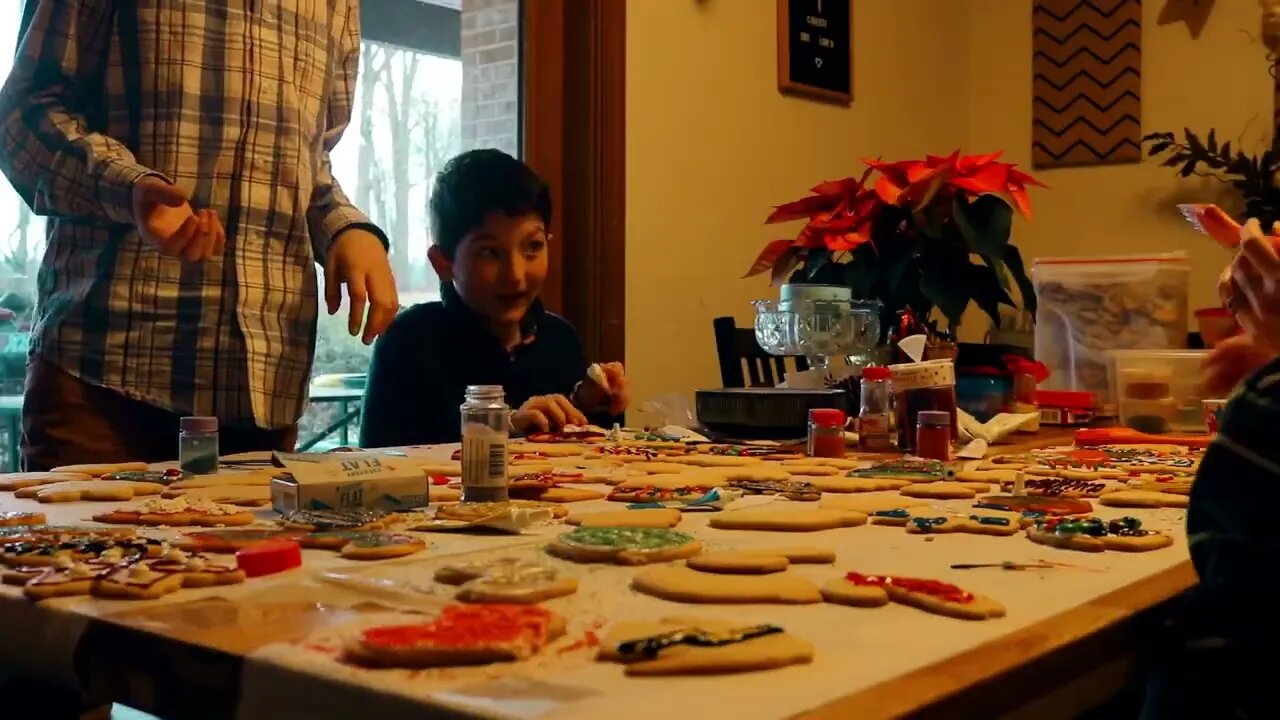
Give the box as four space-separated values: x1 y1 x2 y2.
713 316 810 388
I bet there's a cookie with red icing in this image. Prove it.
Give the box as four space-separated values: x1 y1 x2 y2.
342 604 566 668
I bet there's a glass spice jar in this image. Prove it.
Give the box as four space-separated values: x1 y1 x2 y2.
178 416 219 474
915 410 952 461
807 408 847 458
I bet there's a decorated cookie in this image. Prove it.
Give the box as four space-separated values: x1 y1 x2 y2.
176 528 307 553
608 474 725 503
1002 476 1122 498
708 508 868 532
102 468 192 485
598 618 813 676
903 510 1021 537
724 478 821 501
454 566 578 604
148 549 248 587
546 527 702 565
1026 515 1173 553
92 497 257 526
343 605 566 668
833 572 1006 620
973 495 1093 517
94 562 188 600
1097 490 1189 509
850 459 954 483
526 429 608 444
434 557 558 586
566 508 683 529
585 446 658 462
299 530 427 560
0 511 46 527
819 577 891 607
23 558 115 600
631 564 822 604
279 508 388 531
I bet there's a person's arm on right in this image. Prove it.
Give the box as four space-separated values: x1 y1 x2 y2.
0 0 150 223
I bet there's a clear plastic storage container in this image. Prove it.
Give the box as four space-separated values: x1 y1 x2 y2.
1108 349 1208 433
1033 253 1189 410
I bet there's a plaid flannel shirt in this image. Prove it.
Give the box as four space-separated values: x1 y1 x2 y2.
0 0 382 428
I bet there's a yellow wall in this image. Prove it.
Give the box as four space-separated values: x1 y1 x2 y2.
626 0 1273 405
968 0 1273 328
625 0 971 407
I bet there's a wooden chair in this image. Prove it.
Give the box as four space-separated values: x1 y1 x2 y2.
713 316 809 388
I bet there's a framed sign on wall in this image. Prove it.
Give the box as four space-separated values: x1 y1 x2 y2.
776 0 853 106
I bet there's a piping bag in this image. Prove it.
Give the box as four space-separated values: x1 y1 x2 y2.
1178 203 1280 249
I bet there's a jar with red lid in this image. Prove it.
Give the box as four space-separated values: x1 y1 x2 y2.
807 408 847 458
888 360 958 451
915 411 952 461
858 366 893 451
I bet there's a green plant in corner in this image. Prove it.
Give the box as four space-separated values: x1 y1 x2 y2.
743 151 1045 333
1142 129 1280 228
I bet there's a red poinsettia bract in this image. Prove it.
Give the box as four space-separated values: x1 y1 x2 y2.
744 151 1044 280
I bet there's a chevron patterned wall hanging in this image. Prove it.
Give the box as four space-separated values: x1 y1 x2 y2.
1032 0 1142 169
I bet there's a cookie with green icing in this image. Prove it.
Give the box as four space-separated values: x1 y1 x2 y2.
546 526 702 565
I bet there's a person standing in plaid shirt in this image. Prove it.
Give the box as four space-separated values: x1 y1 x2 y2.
0 1 398 470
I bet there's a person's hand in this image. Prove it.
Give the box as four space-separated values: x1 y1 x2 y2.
325 228 399 345
511 394 588 434
132 176 224 261
1202 334 1275 397
573 362 630 415
1224 219 1280 354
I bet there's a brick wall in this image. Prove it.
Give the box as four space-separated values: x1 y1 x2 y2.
461 0 520 156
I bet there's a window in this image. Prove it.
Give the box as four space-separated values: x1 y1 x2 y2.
0 0 523 459
305 0 522 448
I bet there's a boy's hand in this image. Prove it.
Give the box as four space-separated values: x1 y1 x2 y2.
132 177 224 261
574 362 630 415
512 394 588 434
1203 335 1275 397
325 228 399 345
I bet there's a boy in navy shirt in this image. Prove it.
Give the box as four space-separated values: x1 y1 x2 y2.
360 150 628 447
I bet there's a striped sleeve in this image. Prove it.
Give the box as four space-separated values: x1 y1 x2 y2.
1187 359 1280 628
306 3 386 261
0 0 159 225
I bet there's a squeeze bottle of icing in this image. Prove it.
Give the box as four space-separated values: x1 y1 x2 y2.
460 385 510 503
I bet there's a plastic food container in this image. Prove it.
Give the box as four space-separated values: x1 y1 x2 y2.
1033 254 1190 410
1108 349 1208 433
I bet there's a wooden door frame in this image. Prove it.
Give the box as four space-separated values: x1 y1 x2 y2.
522 0 626 364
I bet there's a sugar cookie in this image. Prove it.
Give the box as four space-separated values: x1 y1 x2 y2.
898 482 977 500
161 485 271 506
686 551 790 574
566 508 682 528
1097 490 1189 509
708 508 867 532
17 479 164 503
0 472 92 491
806 476 912 493
632 564 822 604
781 457 860 470
49 461 147 477
820 577 891 607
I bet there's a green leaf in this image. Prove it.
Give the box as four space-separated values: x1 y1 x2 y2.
1207 128 1218 153
1146 141 1172 155
1220 141 1232 160
1179 157 1199 177
1185 128 1205 155
1161 153 1186 168
1003 244 1037 317
919 268 968 328
845 256 878 299
966 262 1015 328
953 194 1013 258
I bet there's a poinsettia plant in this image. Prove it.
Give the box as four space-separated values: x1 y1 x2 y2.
744 151 1045 332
